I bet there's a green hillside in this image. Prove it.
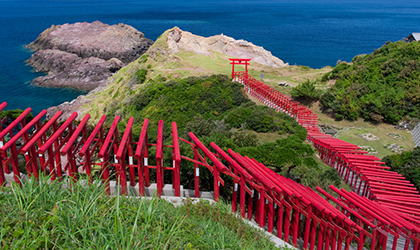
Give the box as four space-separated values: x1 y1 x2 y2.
321 40 420 124
102 73 344 193
74 27 349 196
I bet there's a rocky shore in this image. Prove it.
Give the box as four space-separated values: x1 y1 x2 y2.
26 21 153 90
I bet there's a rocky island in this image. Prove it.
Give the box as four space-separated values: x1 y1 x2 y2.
26 21 154 90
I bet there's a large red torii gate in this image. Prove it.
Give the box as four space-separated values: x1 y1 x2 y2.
229 58 250 79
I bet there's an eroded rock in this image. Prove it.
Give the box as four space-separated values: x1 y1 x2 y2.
26 21 153 90
28 21 153 63
27 49 124 90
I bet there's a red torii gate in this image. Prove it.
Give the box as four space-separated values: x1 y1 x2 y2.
1 99 420 249
229 58 250 79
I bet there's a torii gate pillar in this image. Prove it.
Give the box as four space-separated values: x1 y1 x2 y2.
229 58 251 79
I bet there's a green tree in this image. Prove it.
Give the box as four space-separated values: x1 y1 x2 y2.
291 80 320 100
382 147 420 190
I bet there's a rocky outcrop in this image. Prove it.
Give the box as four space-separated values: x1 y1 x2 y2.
27 49 124 90
27 21 153 90
28 21 153 63
167 28 288 68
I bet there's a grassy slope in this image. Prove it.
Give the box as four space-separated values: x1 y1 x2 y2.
0 177 286 249
294 41 420 158
305 101 414 158
320 40 420 124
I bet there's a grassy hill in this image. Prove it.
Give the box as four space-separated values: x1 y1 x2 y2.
81 27 331 123
304 102 415 159
69 27 348 195
320 40 420 124
100 73 345 194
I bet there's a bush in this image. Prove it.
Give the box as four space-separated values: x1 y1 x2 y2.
0 109 34 124
135 69 148 84
291 80 321 100
382 147 420 190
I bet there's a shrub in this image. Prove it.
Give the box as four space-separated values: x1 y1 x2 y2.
291 80 320 100
135 69 148 84
382 147 420 190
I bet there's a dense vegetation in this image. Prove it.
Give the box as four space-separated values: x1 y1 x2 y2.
105 74 306 140
382 147 420 190
103 74 343 195
320 41 420 123
0 176 282 249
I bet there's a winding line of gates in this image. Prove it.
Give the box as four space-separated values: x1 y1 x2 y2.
0 60 419 249
233 64 420 249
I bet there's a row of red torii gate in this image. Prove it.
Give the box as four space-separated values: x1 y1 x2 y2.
0 59 419 250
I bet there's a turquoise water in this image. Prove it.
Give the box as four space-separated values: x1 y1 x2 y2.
1 0 420 114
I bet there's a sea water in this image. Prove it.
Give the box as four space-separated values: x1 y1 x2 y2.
1 0 420 114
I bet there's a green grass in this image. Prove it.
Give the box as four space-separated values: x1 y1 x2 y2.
303 101 415 159
335 126 414 158
0 176 288 250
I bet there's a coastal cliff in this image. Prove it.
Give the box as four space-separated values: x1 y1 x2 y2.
45 26 296 120
26 21 153 90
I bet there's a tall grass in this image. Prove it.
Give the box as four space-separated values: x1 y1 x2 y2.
1 176 287 249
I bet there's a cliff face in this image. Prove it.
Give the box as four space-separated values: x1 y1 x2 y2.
26 21 153 90
27 49 124 90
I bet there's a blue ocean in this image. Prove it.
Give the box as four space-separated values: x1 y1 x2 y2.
1 0 420 114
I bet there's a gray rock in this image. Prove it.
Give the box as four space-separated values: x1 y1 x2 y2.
28 21 154 64
167 28 288 68
27 49 124 90
26 21 153 90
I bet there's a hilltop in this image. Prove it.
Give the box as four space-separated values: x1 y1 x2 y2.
46 27 329 121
